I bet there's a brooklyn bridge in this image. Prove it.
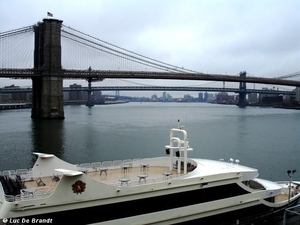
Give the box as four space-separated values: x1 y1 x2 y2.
1 18 300 119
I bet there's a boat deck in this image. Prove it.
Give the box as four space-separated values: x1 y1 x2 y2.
23 165 183 191
21 165 295 205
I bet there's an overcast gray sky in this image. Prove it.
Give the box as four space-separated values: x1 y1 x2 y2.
0 0 299 96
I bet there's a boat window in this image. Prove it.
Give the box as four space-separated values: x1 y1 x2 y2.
246 180 265 190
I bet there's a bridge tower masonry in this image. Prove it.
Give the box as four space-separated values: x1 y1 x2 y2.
31 19 64 119
238 71 248 106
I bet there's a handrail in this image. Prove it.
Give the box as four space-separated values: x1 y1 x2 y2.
4 194 15 202
20 186 51 200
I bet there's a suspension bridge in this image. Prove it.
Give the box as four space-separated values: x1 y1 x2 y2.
1 18 300 119
0 86 295 96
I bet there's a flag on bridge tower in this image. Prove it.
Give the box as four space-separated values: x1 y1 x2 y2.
47 12 53 17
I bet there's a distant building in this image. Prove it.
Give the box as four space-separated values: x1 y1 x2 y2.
207 93 214 102
259 90 283 104
216 92 228 103
183 94 193 102
1 85 28 102
167 93 173 101
162 91 167 101
93 91 102 101
198 92 204 102
63 92 69 101
248 93 258 104
296 87 300 103
69 84 83 100
0 94 10 102
261 96 283 104
151 94 158 101
204 92 209 102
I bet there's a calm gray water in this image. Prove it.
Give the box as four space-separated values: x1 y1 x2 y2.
1 102 300 182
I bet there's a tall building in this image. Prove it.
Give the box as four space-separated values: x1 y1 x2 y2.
198 92 204 102
204 92 208 102
162 91 167 101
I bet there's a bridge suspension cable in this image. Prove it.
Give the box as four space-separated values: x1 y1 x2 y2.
61 24 199 73
61 30 173 72
0 26 34 68
274 71 300 79
0 26 33 39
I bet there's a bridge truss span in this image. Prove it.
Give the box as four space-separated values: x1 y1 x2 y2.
46 69 300 87
1 69 300 87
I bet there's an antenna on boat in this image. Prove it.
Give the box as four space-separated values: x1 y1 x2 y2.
177 119 185 129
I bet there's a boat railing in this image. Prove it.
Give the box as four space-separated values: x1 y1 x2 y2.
19 186 51 201
3 186 52 202
1 169 34 181
91 162 101 171
4 194 15 202
113 176 173 187
76 158 145 173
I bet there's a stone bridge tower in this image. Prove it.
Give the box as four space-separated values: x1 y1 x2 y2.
238 71 248 106
31 19 64 119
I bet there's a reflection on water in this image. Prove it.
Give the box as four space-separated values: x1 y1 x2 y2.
31 120 65 159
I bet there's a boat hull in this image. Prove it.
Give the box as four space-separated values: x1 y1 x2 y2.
5 194 299 225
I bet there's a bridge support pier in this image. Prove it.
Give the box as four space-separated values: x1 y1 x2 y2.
31 77 64 119
86 78 94 107
31 18 64 119
237 71 248 107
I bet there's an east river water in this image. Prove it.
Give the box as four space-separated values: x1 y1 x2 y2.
1 102 300 183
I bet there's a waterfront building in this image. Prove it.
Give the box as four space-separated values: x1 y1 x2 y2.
296 87 300 103
63 92 69 101
248 93 258 104
1 85 28 102
93 91 102 101
69 84 88 101
216 92 228 103
69 84 82 101
259 93 283 104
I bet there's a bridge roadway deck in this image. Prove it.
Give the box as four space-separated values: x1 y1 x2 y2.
0 86 295 95
1 69 300 87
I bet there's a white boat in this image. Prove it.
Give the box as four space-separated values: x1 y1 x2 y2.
0 126 299 225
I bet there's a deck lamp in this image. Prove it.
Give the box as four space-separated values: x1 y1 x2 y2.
287 169 296 204
165 148 170 155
